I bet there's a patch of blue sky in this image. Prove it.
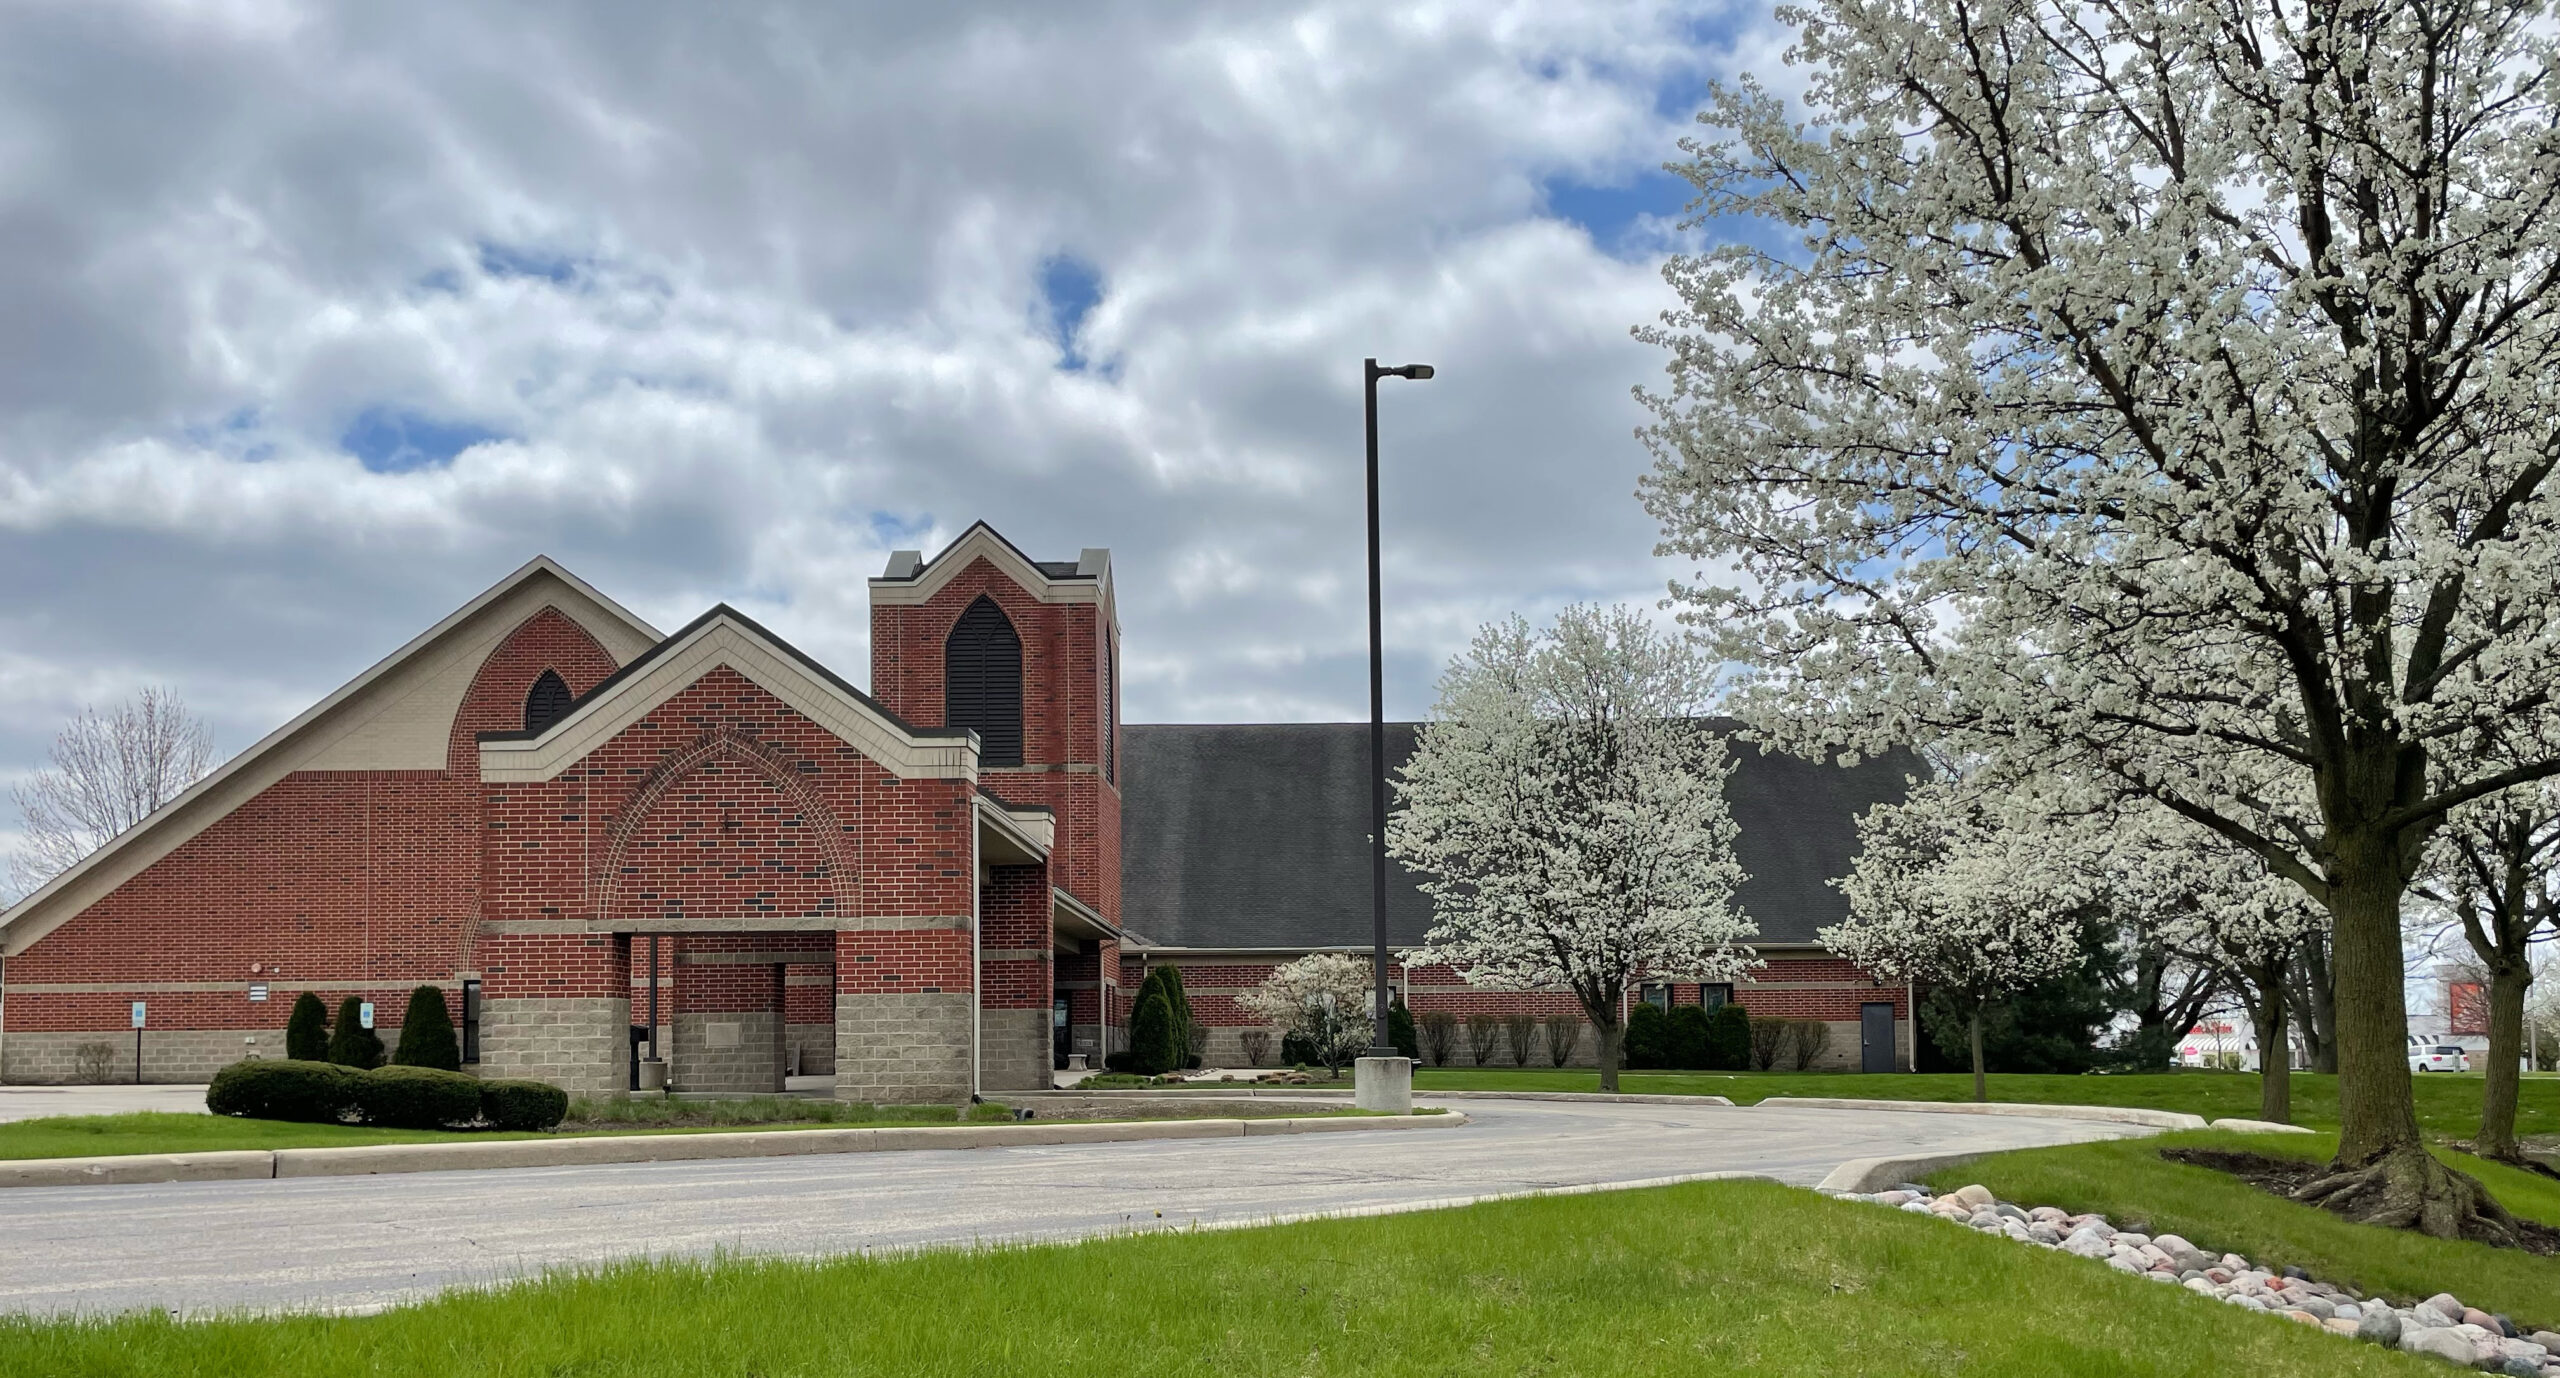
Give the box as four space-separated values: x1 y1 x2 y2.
1539 168 1696 257
477 240 583 285
868 510 934 548
340 406 510 474
185 405 276 462
1037 254 1103 372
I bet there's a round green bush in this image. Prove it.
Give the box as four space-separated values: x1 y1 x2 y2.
206 1059 359 1123
1622 1001 1671 1069
327 995 385 1069
354 1065 483 1129
1705 1002 1752 1071
478 1079 569 1132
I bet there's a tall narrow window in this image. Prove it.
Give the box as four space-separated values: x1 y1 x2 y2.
945 596 1024 766
523 669 574 734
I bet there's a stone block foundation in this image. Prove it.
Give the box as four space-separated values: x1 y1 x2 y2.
672 1010 784 1093
478 996 630 1102
979 1008 1050 1092
834 991 971 1104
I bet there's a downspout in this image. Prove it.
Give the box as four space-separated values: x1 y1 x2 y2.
970 797 983 1102
0 950 9 1086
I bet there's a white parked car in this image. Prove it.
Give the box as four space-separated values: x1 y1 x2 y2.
2409 1045 2471 1073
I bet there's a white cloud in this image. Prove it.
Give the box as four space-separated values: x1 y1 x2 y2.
0 0 1782 777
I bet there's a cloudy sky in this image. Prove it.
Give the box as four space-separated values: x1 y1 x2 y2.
0 1 1785 839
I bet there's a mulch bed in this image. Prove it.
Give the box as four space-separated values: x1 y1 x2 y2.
2162 1148 2560 1256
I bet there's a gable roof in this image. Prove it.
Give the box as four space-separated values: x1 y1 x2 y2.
476 603 976 782
2 557 661 956
1115 721 1923 952
868 521 1112 608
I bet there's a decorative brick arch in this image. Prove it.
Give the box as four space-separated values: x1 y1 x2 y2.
595 727 859 926
450 607 619 773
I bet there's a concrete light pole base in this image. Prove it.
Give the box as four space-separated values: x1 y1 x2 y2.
1354 1055 1413 1114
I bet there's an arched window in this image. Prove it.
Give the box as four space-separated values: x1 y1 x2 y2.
523 669 574 734
945 596 1024 767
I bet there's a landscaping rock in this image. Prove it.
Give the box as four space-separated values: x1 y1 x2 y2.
2115 1232 2151 1249
1876 1190 1917 1207
2106 1256 2142 1274
2530 1332 2560 1353
2403 1329 2481 1366
1899 1200 1932 1214
2322 1317 2361 1339
2427 1294 2470 1322
2470 1309 2505 1333
2282 1265 2310 1280
2280 1309 2322 1327
2028 1205 2069 1224
1967 1210 2002 1229
2294 1297 2335 1322
1953 1184 1996 1209
2062 1232 2111 1260
2026 1223 2062 1246
2358 1309 2404 1347
2500 1356 2541 1377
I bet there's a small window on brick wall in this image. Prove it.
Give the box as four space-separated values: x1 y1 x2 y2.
524 669 574 734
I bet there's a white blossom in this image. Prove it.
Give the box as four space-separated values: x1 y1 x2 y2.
1388 604 1757 1085
1237 953 1374 1070
1639 0 2560 1189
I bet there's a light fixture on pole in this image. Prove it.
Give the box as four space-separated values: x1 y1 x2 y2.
1363 357 1432 1058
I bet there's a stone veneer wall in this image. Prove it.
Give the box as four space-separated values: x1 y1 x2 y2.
835 991 971 1103
786 1023 835 1076
979 1007 1050 1092
477 996 630 1101
672 1010 784 1093
0 1027 313 1084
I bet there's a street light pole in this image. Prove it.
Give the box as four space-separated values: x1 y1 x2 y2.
1363 357 1432 1056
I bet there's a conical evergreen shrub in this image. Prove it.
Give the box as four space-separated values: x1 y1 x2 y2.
327 995 385 1069
391 985 461 1070
1388 996 1419 1062
1126 989 1177 1076
285 992 329 1062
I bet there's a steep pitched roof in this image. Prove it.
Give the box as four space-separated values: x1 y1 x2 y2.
867 521 1112 607
1 558 661 955
1116 721 1922 952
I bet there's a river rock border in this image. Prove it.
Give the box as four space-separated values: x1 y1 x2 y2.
1830 1182 2559 1375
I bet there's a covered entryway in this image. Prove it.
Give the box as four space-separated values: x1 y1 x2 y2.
626 931 835 1094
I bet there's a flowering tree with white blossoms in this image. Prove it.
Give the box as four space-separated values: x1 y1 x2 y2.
1238 953 1374 1074
1388 605 1756 1092
2416 772 2560 1160
1825 784 2086 1102
1641 0 2560 1240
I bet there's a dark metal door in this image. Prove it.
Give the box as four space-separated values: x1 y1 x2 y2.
1860 1002 1895 1073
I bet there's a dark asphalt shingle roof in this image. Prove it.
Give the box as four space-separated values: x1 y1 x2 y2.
1117 721 1921 951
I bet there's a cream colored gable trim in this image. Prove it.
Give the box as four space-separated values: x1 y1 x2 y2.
976 798 1054 859
0 558 663 958
478 616 977 783
866 525 1108 607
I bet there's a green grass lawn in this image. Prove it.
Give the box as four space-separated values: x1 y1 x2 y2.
0 1178 2454 1377
1930 1130 2560 1327
1401 1066 2555 1139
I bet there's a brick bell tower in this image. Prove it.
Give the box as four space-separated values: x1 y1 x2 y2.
867 523 1124 1077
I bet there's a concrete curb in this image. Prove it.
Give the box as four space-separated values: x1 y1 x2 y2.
2208 1118 2318 1134
1816 1150 2000 1195
1757 1096 2209 1130
0 1112 1469 1189
1028 1089 1740 1108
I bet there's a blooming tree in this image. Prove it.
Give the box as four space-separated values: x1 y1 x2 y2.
1640 0 2560 1239
1388 605 1756 1091
1824 784 2086 1102
2417 774 2560 1160
1238 953 1375 1074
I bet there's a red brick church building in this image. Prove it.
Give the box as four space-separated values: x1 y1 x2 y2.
0 523 1917 1097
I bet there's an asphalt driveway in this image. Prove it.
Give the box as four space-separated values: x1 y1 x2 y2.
0 1095 2140 1317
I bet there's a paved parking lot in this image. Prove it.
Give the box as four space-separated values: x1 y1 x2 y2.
0 1095 2141 1317
0 1083 209 1123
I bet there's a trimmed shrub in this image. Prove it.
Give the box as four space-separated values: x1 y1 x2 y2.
1387 997 1419 1062
1239 1029 1272 1066
354 1065 482 1129
285 992 329 1062
1280 1031 1319 1067
479 1079 569 1131
1666 1004 1712 1069
391 985 461 1071
1789 1016 1834 1070
1748 1013 1791 1070
1706 1002 1751 1071
1623 1001 1670 1069
206 1058 359 1123
1126 989 1177 1076
1103 1049 1136 1073
327 995 385 1069
1463 1013 1502 1066
1136 967 1201 1069
1543 1013 1583 1066
1418 1010 1459 1066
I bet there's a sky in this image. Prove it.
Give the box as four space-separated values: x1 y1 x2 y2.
0 1 1793 851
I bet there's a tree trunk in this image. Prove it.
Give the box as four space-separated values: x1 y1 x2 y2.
2295 838 2520 1244
2246 968 2291 1126
1596 1019 1622 1093
2479 962 2530 1161
2287 937 2338 1075
1969 1003 1986 1104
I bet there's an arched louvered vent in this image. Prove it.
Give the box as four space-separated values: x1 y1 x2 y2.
523 669 574 735
945 596 1024 767
1102 636 1116 784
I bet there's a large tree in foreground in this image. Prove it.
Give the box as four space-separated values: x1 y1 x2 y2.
8 687 216 901
1389 606 1757 1091
1641 0 2560 1239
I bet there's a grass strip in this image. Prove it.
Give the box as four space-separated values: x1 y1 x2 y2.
1928 1129 2560 1326
0 1178 2448 1377
1398 1067 2556 1139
